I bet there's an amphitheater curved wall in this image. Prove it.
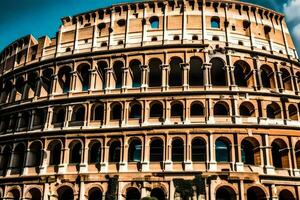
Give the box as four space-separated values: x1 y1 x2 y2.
0 0 300 199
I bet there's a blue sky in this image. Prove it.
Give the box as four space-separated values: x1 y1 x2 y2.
0 0 299 52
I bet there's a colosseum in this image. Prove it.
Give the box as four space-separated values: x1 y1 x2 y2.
0 0 299 199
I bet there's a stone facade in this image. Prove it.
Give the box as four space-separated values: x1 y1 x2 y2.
0 0 300 199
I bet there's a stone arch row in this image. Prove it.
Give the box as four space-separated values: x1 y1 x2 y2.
1 98 299 132
0 182 297 200
1 134 300 175
1 56 298 104
214 184 296 200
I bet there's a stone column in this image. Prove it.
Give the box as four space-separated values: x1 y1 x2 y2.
50 74 58 96
203 63 212 90
181 63 189 91
141 135 150 172
161 64 169 91
119 137 128 172
208 132 217 171
44 107 53 130
104 67 114 93
263 134 275 174
141 65 149 92
88 68 97 92
122 66 130 92
70 70 78 93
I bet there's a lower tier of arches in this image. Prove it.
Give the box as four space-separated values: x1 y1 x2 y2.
0 173 298 200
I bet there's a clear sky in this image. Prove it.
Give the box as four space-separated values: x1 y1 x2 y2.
0 0 299 52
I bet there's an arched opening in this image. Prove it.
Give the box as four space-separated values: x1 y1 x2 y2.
189 56 203 86
239 102 255 117
128 139 142 162
1 81 13 103
28 188 42 200
172 139 184 162
280 68 292 91
41 68 53 96
15 76 25 101
150 16 159 29
97 61 108 89
247 186 267 200
48 140 61 165
27 141 42 167
216 186 236 200
271 139 289 168
52 107 66 125
126 187 141 200
295 141 300 169
109 140 121 162
150 139 164 162
129 60 141 88
215 138 231 162
6 189 20 200
110 103 122 120
129 102 142 119
279 189 296 200
211 16 220 28
58 66 72 93
26 71 39 99
33 109 46 127
210 58 226 86
241 138 260 165
192 138 206 162
11 143 25 173
149 58 162 87
151 188 165 200
260 65 274 89
150 102 163 118
92 104 104 121
214 102 229 116
0 146 11 175
266 102 281 119
19 111 30 129
171 102 183 118
113 61 123 88
71 105 85 126
288 104 298 120
77 63 90 91
169 57 183 86
57 186 74 200
89 141 101 164
88 188 102 200
69 141 82 164
234 60 252 87
190 102 204 116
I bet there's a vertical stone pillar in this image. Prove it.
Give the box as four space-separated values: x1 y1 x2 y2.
40 147 49 174
43 183 50 200
101 137 108 172
89 68 97 92
142 135 150 172
162 3 167 44
105 67 114 92
122 66 130 92
181 63 189 91
70 70 78 93
203 63 212 90
50 74 58 96
161 64 169 91
29 110 35 130
44 107 53 130
73 17 79 52
141 65 149 92
208 132 217 171
263 134 275 174
119 137 128 172
22 147 30 175
92 12 99 51
64 106 72 128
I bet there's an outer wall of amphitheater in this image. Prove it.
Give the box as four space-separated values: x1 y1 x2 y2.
0 0 300 199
